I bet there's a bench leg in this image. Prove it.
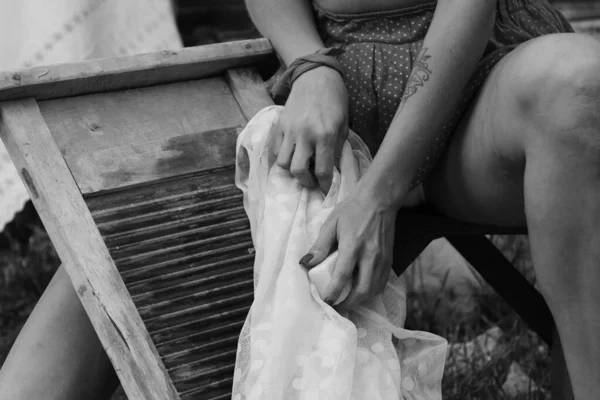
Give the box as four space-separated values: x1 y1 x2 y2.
391 237 434 277
445 234 554 346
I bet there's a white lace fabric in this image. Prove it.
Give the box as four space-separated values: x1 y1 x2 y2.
233 106 447 400
0 0 182 231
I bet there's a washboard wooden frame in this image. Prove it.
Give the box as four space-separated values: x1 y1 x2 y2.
0 38 275 400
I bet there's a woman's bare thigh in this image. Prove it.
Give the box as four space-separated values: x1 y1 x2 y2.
421 34 579 226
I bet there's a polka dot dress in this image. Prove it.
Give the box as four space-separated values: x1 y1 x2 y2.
314 0 574 156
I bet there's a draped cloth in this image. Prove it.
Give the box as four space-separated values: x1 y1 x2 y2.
0 0 182 231
233 106 447 400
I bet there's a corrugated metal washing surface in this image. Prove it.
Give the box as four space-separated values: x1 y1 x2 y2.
87 165 253 400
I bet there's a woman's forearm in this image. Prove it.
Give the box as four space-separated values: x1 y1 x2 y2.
360 0 497 209
245 0 325 65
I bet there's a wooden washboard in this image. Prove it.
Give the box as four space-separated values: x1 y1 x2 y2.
0 39 276 400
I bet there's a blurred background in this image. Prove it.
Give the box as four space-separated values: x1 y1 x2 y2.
0 1 598 399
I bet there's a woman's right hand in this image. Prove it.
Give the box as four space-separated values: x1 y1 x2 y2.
274 65 349 194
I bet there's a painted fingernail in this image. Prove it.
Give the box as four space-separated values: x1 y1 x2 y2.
299 254 313 267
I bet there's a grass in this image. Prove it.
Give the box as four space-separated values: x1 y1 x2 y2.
0 203 551 398
405 278 551 399
404 234 551 399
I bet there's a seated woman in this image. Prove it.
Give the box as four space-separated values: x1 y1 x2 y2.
1 0 598 399
246 0 598 399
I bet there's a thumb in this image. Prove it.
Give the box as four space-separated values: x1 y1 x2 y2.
300 217 337 269
333 127 347 170
269 118 285 159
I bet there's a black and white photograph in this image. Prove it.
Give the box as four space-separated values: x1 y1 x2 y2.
0 1 598 399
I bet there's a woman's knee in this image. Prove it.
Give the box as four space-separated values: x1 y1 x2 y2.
509 34 600 150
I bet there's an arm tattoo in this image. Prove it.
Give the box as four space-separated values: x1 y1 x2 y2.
393 47 432 116
401 49 432 101
391 47 453 191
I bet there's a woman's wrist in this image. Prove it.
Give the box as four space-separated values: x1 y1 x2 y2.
290 60 345 87
274 54 346 103
354 171 408 212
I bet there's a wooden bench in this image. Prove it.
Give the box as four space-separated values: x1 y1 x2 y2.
554 0 600 38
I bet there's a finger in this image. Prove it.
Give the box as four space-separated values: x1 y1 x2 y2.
290 141 316 189
334 122 348 168
314 142 335 194
373 268 389 295
322 241 358 305
337 251 376 309
300 216 338 269
270 124 285 158
276 136 295 171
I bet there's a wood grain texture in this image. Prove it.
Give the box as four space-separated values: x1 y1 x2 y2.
38 78 247 194
552 0 600 39
554 1 600 21
225 67 275 120
0 38 274 102
0 98 179 400
571 19 600 38
86 167 255 399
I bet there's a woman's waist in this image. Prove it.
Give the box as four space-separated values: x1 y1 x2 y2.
314 0 544 20
313 0 436 18
315 0 548 47
314 0 436 23
315 0 436 46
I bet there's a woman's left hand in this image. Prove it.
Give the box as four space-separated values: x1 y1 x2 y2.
299 188 399 308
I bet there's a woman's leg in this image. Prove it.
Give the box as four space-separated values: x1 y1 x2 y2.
0 264 118 400
424 33 600 400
